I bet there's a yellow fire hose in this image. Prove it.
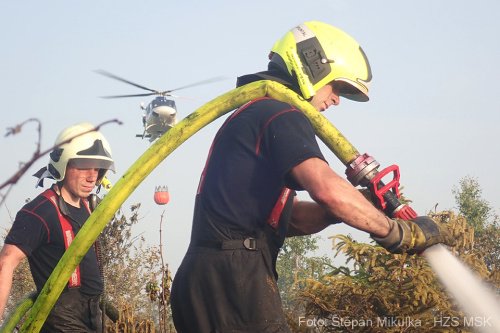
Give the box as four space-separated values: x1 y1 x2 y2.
1 80 360 332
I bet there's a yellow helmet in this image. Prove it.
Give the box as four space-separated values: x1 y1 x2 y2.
270 21 372 101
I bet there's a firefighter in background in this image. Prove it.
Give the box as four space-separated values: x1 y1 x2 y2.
0 122 114 332
170 21 452 333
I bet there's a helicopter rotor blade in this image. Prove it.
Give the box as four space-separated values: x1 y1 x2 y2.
168 94 197 101
100 92 158 99
162 76 228 95
95 69 159 93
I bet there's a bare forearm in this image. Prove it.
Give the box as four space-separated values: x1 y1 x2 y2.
290 158 391 238
287 201 340 236
315 176 391 237
0 245 26 319
0 269 14 319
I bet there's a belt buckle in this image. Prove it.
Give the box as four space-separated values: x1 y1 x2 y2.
243 237 257 251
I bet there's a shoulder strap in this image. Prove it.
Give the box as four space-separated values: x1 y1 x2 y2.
41 189 81 288
267 187 292 229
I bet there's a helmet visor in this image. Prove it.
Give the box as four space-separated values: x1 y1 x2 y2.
69 158 115 172
334 79 369 102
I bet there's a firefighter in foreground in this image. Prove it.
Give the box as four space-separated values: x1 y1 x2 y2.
170 21 451 333
0 122 114 332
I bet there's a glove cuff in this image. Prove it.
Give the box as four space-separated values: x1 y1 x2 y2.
371 218 402 251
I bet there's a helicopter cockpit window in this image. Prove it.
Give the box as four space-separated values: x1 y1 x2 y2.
164 99 176 108
152 97 176 109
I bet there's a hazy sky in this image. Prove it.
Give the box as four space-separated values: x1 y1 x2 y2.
1 0 499 273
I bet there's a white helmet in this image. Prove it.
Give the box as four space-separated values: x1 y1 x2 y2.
35 122 114 186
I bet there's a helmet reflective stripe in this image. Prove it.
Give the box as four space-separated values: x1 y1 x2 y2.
47 122 115 183
271 21 372 101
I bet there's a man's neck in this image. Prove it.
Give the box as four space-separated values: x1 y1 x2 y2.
58 185 81 208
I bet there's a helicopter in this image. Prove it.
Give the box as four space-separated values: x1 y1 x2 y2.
96 70 225 142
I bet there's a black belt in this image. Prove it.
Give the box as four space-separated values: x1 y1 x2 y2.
193 237 262 251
